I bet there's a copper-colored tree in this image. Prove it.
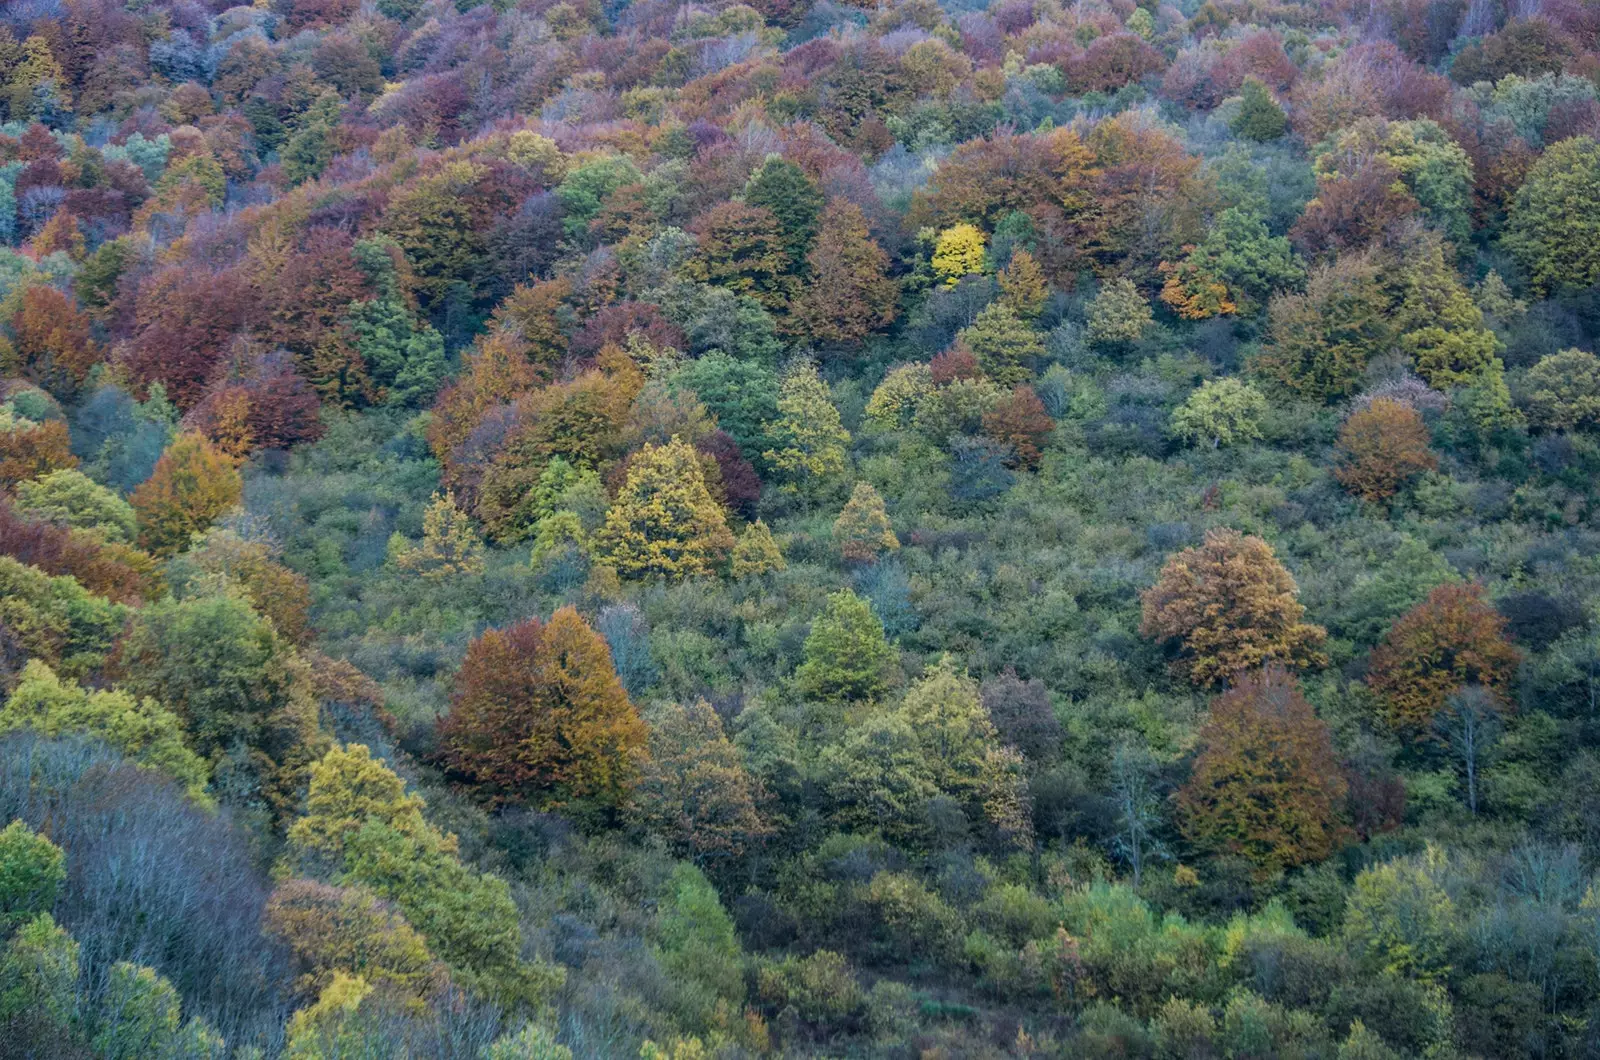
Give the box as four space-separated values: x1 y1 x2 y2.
1141 529 1328 687
982 385 1055 469
439 607 648 813
1367 582 1521 734
1335 397 1438 502
1178 666 1348 873
130 433 242 557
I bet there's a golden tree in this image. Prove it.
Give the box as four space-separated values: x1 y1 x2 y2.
1141 529 1327 687
130 433 242 557
833 481 899 563
595 437 735 579
1367 582 1521 734
1335 398 1438 502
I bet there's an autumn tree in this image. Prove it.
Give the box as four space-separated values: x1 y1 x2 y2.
997 249 1048 318
1178 667 1347 873
263 879 445 1001
932 224 987 285
629 699 771 867
439 608 647 813
731 520 785 577
1367 583 1521 734
130 433 242 557
6 285 98 400
13 469 136 543
788 200 898 344
596 438 735 580
1393 236 1502 388
392 491 486 580
0 820 64 930
1141 529 1328 687
688 202 792 310
1086 278 1152 347
1503 135 1600 295
981 385 1054 469
833 481 899 563
1335 398 1438 502
168 528 315 646
795 589 896 703
0 406 75 491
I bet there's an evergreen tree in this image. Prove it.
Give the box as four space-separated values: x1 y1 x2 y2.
1231 77 1288 141
744 156 826 267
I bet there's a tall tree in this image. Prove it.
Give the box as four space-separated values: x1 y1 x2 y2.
129 433 242 557
1367 582 1521 734
1141 529 1328 687
439 608 647 813
1178 667 1347 874
595 438 735 580
788 200 898 344
744 156 825 267
1335 398 1438 502
1503 135 1600 295
763 360 850 497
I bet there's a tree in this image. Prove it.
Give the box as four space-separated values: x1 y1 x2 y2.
0 820 63 929
0 406 76 491
1523 348 1600 431
0 914 78 1039
795 589 896 702
1503 135 1600 295
1178 667 1348 873
1367 582 1521 734
866 364 936 432
1170 378 1268 448
958 303 1045 386
687 202 791 310
833 481 899 563
130 433 242 557
2 661 210 798
1232 77 1287 141
997 249 1048 318
981 385 1055 468
393 491 486 579
763 360 850 496
979 668 1061 764
744 156 825 266
168 528 315 646
1170 207 1304 315
1335 398 1438 502
7 285 99 399
1434 686 1501 816
94 962 223 1060
669 353 779 458
932 223 987 286
1343 856 1454 982
1110 741 1166 887
629 699 771 866
0 554 127 680
788 201 898 344
286 744 561 1006
13 469 137 543
1252 254 1395 402
731 520 785 578
1141 529 1328 687
1394 236 1502 388
115 590 322 821
1086 278 1152 347
439 608 647 812
596 438 735 580
263 879 443 1001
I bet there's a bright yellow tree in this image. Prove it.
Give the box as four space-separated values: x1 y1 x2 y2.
596 438 735 579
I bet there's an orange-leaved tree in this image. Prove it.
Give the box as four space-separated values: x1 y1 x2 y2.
439 607 647 813
1367 582 1521 734
1335 397 1437 502
130 433 243 557
1178 666 1348 874
1141 529 1328 687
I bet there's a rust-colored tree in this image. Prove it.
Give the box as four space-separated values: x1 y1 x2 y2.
439 607 648 814
1178 666 1348 874
1367 583 1521 734
130 433 242 557
0 413 75 491
1335 397 1437 502
982 385 1055 469
8 286 99 399
788 200 898 344
1141 529 1328 687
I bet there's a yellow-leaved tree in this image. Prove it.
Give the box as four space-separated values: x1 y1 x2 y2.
595 437 734 579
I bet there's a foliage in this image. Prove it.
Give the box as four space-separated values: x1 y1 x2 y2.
130 434 242 557
731 520 785 577
1504 135 1600 295
763 360 850 496
1086 278 1153 347
932 224 987 287
1367 583 1522 734
833 481 899 563
1522 347 1600 431
1170 378 1268 449
795 589 897 703
439 608 647 812
392 490 486 579
13 468 136 543
596 438 735 580
1142 530 1328 687
631 700 770 865
1335 398 1438 502
0 820 63 929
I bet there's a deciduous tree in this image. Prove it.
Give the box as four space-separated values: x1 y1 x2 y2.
796 589 896 703
789 200 898 344
958 303 1045 386
1141 529 1328 687
130 433 242 557
1335 398 1437 501
1178 667 1347 873
833 481 898 563
763 360 850 496
596 438 735 580
439 608 647 812
1367 583 1521 734
1503 135 1600 295
1523 348 1600 431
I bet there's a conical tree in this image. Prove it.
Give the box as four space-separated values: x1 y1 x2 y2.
439 607 648 811
789 200 898 344
833 481 899 563
595 438 735 579
997 249 1048 318
130 433 241 556
731 520 785 577
744 156 825 267
393 490 486 578
958 303 1045 386
795 589 896 702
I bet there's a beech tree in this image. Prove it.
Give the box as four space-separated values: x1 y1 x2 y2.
789 200 898 344
1367 583 1521 734
1335 398 1438 502
1141 529 1328 687
130 433 242 557
1178 667 1347 873
833 481 899 563
439 608 647 813
1503 135 1600 295
596 438 735 580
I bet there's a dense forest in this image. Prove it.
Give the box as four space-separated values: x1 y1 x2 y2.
6 0 1600 1055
